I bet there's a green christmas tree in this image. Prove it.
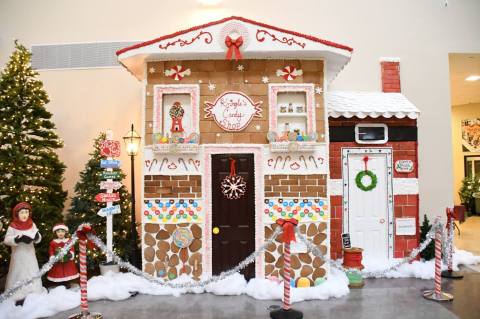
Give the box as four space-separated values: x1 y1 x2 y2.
419 214 435 261
66 132 133 270
0 41 67 269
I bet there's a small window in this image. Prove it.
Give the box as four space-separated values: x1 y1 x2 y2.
355 124 388 144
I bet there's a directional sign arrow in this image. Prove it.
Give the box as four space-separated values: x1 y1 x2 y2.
100 159 121 169
95 192 120 203
97 205 121 217
101 171 121 180
100 140 121 158
100 181 123 190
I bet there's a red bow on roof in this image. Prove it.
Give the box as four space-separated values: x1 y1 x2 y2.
225 35 243 61
276 218 298 243
76 224 97 249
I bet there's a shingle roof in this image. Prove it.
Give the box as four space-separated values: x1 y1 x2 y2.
326 91 420 119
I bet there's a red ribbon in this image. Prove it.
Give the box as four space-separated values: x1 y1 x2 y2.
76 224 97 249
229 158 236 177
225 36 243 61
362 156 369 171
276 218 298 243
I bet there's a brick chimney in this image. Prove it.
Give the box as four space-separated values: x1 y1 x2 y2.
380 57 401 93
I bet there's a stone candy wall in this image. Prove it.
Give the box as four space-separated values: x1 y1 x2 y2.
264 222 328 286
143 223 203 280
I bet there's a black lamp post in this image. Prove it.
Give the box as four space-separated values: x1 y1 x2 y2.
123 124 141 268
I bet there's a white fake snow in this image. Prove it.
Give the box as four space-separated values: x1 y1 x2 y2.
0 249 478 319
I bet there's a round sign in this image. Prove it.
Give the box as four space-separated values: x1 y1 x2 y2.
172 228 194 248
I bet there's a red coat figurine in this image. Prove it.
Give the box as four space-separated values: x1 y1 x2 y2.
47 223 79 283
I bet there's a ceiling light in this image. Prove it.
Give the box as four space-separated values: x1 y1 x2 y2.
466 75 480 81
198 0 222 6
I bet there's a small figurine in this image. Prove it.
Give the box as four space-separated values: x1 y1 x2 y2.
47 223 79 285
169 101 185 134
279 105 287 113
288 103 294 113
3 202 44 303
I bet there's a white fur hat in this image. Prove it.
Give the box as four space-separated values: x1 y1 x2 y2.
52 223 68 233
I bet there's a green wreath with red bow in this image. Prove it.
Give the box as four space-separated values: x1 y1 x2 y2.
355 156 378 192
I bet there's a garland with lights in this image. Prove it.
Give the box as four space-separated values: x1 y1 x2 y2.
0 41 67 268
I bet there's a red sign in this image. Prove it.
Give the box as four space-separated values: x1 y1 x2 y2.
95 192 120 203
204 91 262 132
100 140 121 158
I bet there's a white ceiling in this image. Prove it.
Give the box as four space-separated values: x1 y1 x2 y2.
450 53 480 106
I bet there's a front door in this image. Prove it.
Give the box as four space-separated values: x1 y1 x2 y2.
344 149 392 260
211 153 256 279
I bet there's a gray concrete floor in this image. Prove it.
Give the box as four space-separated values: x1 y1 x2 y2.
49 269 480 319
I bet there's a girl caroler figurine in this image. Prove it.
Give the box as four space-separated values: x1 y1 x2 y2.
47 223 79 284
3 202 45 303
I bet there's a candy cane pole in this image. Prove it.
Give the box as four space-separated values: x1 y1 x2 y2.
283 242 291 311
442 208 463 279
270 218 303 319
423 223 453 302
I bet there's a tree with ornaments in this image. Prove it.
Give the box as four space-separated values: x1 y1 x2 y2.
0 41 67 273
66 132 134 270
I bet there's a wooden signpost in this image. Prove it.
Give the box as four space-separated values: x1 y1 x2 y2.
96 130 123 263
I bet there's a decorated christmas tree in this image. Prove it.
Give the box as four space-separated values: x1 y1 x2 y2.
419 214 435 261
66 132 133 270
0 41 67 269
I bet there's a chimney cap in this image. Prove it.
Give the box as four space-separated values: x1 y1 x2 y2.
380 57 401 62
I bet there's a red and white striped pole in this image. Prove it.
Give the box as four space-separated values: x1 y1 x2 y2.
79 239 89 315
283 242 291 311
441 208 463 279
270 218 303 319
423 219 453 302
69 224 102 319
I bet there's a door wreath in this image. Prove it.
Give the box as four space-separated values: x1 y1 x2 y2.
355 156 378 191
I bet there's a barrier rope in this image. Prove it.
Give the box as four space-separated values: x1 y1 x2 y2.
295 219 445 278
86 226 283 289
0 232 79 303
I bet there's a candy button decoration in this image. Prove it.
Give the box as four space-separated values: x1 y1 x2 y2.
263 198 329 223
296 277 311 288
314 277 326 286
172 228 194 249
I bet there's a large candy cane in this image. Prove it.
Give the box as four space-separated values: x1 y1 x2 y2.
79 239 89 314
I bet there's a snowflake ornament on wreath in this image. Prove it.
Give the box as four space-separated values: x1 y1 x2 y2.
221 158 247 200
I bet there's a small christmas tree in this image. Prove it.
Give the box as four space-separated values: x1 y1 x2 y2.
419 214 435 260
458 177 479 214
66 132 133 270
0 41 67 268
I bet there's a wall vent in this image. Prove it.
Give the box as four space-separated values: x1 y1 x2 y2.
31 42 136 70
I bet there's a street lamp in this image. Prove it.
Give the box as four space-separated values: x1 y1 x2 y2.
123 124 141 268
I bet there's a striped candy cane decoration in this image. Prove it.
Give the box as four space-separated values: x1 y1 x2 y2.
79 239 89 314
283 242 291 311
434 228 442 298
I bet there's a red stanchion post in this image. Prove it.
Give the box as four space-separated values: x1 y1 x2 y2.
441 208 463 279
423 220 453 302
270 218 303 319
69 224 103 319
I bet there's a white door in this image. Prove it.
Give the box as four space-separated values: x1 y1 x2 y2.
344 151 391 260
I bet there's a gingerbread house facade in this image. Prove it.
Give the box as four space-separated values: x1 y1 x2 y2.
117 17 419 286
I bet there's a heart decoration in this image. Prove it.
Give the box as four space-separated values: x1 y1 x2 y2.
145 160 151 168
290 162 301 170
168 162 178 170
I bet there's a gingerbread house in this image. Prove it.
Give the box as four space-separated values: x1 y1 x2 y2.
116 17 419 286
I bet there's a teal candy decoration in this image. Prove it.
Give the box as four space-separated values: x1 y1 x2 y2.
290 279 295 287
314 277 326 286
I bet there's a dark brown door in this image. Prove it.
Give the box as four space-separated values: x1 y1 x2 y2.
211 153 255 279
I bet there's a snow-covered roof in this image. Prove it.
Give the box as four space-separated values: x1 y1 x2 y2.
116 16 353 83
326 91 420 119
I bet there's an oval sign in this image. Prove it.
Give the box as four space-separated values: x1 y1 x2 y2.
204 91 262 131
395 160 414 173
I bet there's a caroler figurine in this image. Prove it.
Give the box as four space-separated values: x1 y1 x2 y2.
47 223 79 285
3 202 45 302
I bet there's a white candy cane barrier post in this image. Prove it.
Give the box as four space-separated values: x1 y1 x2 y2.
270 218 303 319
69 225 103 319
423 220 453 302
441 208 464 279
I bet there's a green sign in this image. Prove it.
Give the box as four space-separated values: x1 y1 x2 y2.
101 171 121 180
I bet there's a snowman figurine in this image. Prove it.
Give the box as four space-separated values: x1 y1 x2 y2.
47 223 79 285
3 202 45 303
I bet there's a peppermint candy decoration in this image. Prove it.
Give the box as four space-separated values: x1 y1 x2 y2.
276 66 303 81
221 158 247 200
164 65 191 81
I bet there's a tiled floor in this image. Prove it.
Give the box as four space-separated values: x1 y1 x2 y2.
455 216 480 271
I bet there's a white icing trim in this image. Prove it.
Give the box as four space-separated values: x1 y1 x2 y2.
47 273 79 282
328 110 418 119
393 178 419 195
379 57 401 62
330 178 419 195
